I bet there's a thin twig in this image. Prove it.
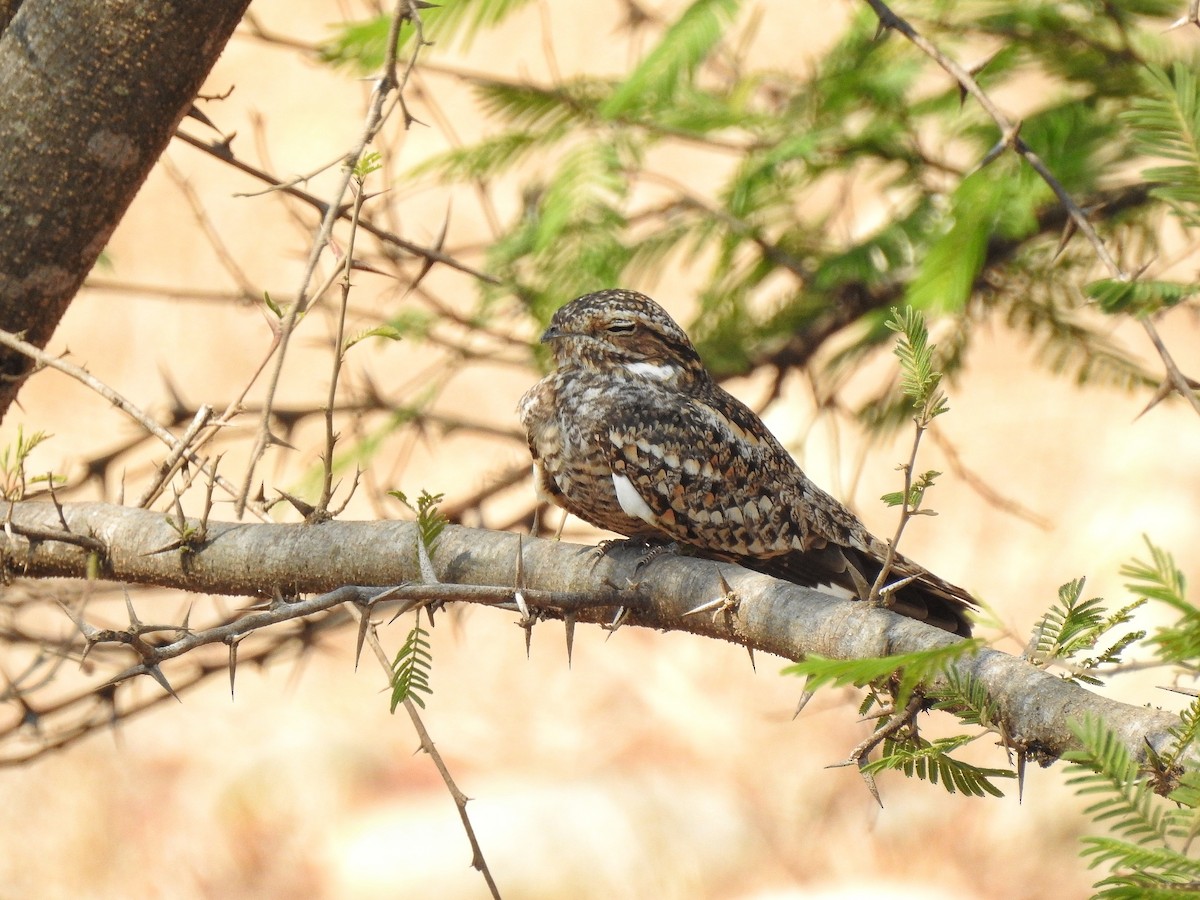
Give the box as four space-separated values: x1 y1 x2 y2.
862 0 1200 416
0 329 268 521
173 133 496 283
236 0 428 516
350 602 502 899
135 405 214 510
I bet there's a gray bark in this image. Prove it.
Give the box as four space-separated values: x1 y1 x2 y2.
0 499 1183 768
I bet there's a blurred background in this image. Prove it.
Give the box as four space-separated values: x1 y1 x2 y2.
1 0 1199 896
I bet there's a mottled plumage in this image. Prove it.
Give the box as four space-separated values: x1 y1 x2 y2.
518 289 975 635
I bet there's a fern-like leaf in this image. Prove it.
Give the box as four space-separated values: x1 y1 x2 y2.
601 0 740 117
1122 537 1198 669
390 615 433 711
866 735 1013 797
1122 536 1188 612
1085 278 1199 316
1123 63 1200 221
1065 717 1170 847
784 641 981 711
885 306 948 419
1028 579 1142 683
930 669 1001 730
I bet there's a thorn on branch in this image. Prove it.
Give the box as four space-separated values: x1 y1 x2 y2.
1164 1 1200 32
682 570 741 629
135 663 181 703
226 634 244 699
793 689 815 719
1052 215 1079 262
564 613 575 667
603 605 630 639
355 603 376 670
976 120 1022 171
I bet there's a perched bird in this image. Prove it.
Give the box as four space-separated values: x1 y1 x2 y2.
518 289 976 636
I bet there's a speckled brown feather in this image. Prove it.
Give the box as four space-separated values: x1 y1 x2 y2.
518 289 976 636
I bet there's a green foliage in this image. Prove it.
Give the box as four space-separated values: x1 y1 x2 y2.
930 669 1002 730
1053 543 1200 897
1123 63 1200 225
1158 698 1200 781
786 642 1014 797
320 0 538 69
600 0 740 117
865 734 1014 798
1027 579 1145 686
880 468 941 511
351 150 383 180
262 290 282 319
343 323 404 352
886 305 949 419
1065 716 1200 898
0 426 60 502
904 172 1006 316
333 1 1196 406
784 640 981 715
1122 536 1188 612
1121 537 1197 671
387 490 447 710
483 140 631 318
320 16 394 72
1086 278 1199 316
390 488 448 552
390 613 433 711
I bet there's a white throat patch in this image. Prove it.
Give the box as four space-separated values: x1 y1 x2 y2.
622 361 679 381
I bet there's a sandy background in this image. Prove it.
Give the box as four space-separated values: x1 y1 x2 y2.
2 1 1199 897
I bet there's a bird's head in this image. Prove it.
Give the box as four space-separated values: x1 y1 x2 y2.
540 289 706 386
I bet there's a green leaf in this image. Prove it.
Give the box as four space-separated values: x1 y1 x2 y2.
390 614 433 711
904 173 1001 315
865 735 1014 797
344 324 404 351
390 489 448 552
885 306 948 419
1065 716 1200 895
1029 579 1144 683
321 2 539 69
1123 63 1200 218
600 0 740 117
1086 279 1199 315
783 641 982 711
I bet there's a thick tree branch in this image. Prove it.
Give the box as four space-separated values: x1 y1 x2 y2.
0 500 1182 769
0 0 252 419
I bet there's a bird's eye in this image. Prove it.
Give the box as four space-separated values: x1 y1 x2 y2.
606 319 636 334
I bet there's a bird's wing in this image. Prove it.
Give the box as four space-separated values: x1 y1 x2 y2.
606 383 976 635
605 383 862 563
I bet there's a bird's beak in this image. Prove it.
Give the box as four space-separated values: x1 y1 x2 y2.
539 324 563 344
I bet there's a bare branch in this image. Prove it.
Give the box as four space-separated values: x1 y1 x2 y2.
0 329 267 520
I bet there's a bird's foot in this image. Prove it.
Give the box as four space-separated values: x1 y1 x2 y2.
587 537 679 574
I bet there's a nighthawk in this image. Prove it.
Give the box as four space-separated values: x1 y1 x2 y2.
518 289 976 636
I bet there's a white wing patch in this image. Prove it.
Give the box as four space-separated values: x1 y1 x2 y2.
622 361 679 381
612 473 657 525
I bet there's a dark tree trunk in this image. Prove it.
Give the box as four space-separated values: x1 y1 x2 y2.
0 0 251 419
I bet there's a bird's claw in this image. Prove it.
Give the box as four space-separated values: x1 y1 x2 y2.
587 537 677 574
